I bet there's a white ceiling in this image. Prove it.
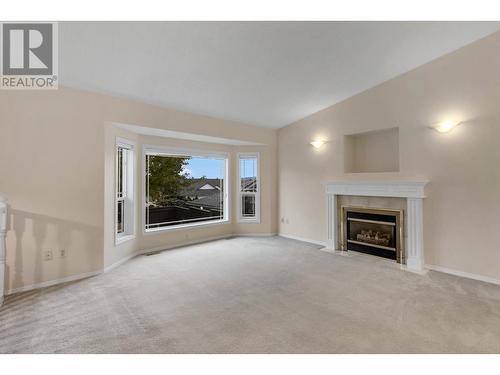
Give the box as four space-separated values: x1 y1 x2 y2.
60 22 500 128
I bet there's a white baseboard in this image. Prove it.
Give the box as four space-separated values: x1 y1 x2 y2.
233 232 277 237
6 270 102 296
278 233 326 247
425 264 500 286
137 234 233 255
400 264 429 275
319 247 342 255
103 253 137 273
137 233 276 258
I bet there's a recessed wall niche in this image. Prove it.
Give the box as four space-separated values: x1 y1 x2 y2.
344 127 399 173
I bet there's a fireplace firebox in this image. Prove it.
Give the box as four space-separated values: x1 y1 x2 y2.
341 206 404 263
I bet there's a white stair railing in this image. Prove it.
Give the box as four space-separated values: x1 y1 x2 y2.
0 195 7 307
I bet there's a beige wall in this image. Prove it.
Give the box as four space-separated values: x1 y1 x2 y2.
0 86 277 291
344 128 399 173
278 31 500 279
0 89 106 291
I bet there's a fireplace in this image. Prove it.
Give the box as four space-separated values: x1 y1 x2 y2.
326 179 428 272
341 206 404 263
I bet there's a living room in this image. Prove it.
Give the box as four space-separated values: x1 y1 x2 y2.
1 1 500 372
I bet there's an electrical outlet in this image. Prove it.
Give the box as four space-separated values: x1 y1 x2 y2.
43 250 53 261
281 217 285 223
59 249 67 258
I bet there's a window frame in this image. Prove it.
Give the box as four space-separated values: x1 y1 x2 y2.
115 137 136 245
237 152 260 224
142 145 230 235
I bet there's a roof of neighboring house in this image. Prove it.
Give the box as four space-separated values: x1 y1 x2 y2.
180 178 223 197
241 177 257 191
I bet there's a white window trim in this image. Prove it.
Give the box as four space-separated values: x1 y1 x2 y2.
115 137 136 246
142 144 231 235
237 152 260 224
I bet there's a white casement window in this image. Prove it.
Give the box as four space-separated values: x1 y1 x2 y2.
115 138 135 244
237 153 260 223
143 146 229 233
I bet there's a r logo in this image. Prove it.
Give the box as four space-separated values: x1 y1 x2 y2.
2 23 53 75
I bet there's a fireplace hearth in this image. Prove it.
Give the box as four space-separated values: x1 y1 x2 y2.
341 206 404 263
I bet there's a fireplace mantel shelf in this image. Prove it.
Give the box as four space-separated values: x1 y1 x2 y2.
325 178 429 199
325 178 429 273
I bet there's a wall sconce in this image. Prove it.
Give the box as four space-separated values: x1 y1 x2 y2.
310 139 327 149
434 120 461 133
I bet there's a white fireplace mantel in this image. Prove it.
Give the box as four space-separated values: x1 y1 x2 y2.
325 178 429 273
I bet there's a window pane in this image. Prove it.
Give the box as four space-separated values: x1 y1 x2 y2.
117 148 123 197
241 195 255 217
117 199 124 234
116 144 134 239
240 157 257 192
117 147 129 199
145 154 226 229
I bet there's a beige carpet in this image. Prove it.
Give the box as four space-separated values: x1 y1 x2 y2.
1 236 500 353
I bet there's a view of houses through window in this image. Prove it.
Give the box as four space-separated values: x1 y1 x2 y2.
145 151 227 230
239 154 259 221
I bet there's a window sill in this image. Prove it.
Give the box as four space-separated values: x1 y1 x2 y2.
115 234 136 246
144 218 230 235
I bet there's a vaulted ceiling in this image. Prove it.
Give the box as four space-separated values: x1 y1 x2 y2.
60 22 500 128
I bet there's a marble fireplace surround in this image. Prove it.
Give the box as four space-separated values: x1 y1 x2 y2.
325 177 429 273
